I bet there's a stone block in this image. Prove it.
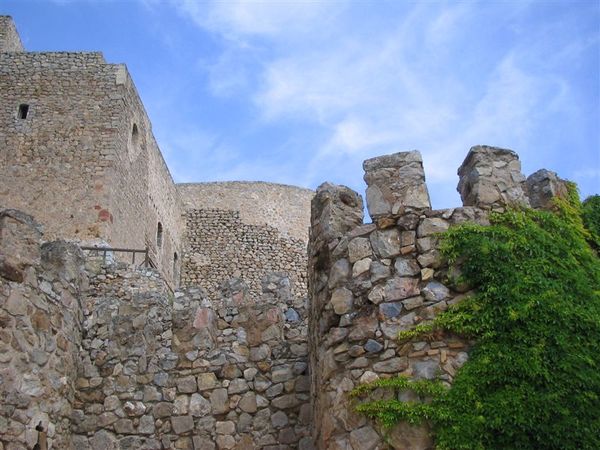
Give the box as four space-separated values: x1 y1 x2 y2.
457 145 529 208
363 151 431 220
526 169 569 209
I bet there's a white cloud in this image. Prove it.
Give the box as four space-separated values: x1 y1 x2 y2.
169 0 597 207
173 0 335 38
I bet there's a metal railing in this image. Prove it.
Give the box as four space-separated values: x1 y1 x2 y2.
80 245 155 268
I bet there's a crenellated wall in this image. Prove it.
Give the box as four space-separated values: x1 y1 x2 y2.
307 145 569 449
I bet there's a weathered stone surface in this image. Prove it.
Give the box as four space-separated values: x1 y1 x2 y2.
271 394 300 410
352 258 371 278
349 425 380 450
417 218 449 237
348 238 372 263
457 145 529 208
189 393 211 417
363 151 431 220
412 360 440 380
370 229 402 258
394 258 420 276
153 402 173 419
387 422 433 450
0 209 42 282
422 281 450 302
364 339 384 353
329 259 351 288
210 389 230 414
171 415 194 434
526 169 569 209
373 357 408 373
379 302 402 318
177 376 197 394
197 372 218 391
385 277 420 301
331 287 354 315
239 392 257 413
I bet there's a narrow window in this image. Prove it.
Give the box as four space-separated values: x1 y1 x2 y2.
18 104 29 119
131 123 139 146
173 252 179 280
157 222 163 248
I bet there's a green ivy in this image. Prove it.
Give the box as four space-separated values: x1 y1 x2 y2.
582 194 600 249
353 191 600 449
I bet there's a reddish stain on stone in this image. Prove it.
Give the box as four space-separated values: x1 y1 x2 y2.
98 209 111 222
232 291 245 305
193 307 214 329
266 307 281 324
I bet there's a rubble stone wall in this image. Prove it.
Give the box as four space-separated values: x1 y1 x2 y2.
307 146 568 449
72 263 310 449
182 209 308 301
0 209 88 450
177 182 314 242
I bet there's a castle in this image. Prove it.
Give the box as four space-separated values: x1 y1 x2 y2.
0 16 572 450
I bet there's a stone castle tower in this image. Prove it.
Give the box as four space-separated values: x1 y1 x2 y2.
0 16 313 292
0 15 573 450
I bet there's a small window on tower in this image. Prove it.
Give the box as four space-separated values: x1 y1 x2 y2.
157 222 163 248
18 104 29 119
131 123 139 145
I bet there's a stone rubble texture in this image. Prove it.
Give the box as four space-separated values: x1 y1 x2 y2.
0 15 573 450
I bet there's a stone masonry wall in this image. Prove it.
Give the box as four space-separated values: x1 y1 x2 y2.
182 209 307 302
177 182 314 242
0 209 88 450
72 261 310 449
102 65 183 286
0 50 119 243
307 146 568 449
0 17 183 285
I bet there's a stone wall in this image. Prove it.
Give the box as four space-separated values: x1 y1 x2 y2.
0 17 183 285
307 146 568 449
177 182 314 242
1 206 311 449
0 209 88 450
182 209 307 302
0 16 23 52
72 259 310 449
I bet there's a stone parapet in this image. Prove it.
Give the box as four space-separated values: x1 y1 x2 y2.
72 264 311 449
526 169 569 209
363 151 431 221
308 146 568 449
457 145 529 209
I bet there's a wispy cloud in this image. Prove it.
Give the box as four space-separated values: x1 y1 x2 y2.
169 0 599 207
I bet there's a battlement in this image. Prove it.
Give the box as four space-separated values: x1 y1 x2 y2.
307 146 569 449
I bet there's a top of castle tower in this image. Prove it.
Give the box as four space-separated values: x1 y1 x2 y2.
0 16 24 52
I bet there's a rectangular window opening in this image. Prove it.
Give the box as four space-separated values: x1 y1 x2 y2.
18 104 29 119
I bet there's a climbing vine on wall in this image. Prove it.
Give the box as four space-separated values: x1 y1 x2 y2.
352 189 600 450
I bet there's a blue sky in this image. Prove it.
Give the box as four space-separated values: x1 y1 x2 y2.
3 0 599 208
